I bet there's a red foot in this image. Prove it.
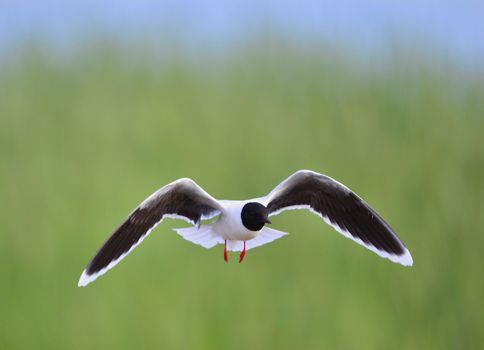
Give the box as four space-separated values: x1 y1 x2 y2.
224 240 228 263
239 241 247 263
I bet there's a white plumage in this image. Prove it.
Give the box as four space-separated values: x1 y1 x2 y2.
78 170 413 287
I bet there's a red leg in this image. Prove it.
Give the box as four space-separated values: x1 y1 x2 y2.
224 240 228 263
239 241 247 263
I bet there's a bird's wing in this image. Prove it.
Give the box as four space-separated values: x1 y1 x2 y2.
262 170 413 266
78 178 223 287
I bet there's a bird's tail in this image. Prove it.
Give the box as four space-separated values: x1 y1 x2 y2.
174 224 223 249
226 227 288 252
174 225 288 251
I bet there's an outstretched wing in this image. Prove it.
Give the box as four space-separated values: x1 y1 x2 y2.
263 170 413 266
78 178 223 287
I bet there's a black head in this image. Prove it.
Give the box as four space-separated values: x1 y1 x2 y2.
241 202 271 231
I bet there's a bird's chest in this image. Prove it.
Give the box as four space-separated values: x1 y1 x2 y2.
213 206 258 241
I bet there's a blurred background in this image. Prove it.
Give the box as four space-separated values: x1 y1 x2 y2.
1 1 483 349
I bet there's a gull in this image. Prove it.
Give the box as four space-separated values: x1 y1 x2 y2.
78 170 413 287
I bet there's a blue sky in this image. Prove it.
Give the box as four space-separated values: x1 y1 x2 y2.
1 0 483 63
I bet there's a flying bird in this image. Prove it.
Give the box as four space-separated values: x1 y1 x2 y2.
78 170 412 287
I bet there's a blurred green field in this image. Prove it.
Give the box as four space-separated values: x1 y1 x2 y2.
1 42 483 350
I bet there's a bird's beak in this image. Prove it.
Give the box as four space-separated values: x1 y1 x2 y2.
265 218 272 224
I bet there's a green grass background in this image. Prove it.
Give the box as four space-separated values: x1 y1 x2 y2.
1 41 483 349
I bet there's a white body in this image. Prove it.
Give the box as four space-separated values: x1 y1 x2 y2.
213 200 258 241
174 199 288 252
